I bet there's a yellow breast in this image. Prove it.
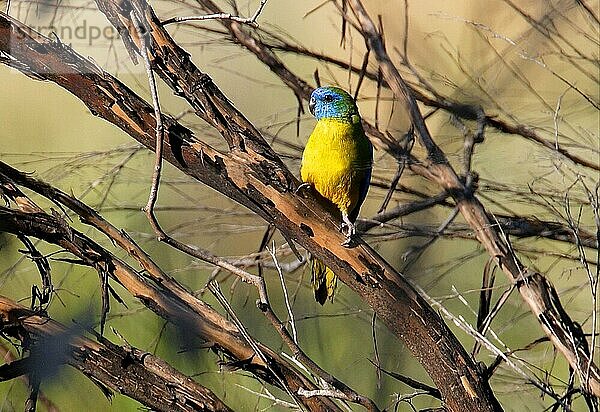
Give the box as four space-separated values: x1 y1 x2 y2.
300 118 369 214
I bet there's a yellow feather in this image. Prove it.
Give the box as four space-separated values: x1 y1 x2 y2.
301 118 370 215
310 259 336 305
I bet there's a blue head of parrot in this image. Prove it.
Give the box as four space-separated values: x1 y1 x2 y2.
309 86 359 121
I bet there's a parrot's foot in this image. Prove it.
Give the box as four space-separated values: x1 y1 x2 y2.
341 235 355 247
295 182 312 197
341 213 356 247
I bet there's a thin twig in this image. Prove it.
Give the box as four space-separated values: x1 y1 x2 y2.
367 359 441 399
130 10 167 240
298 388 354 401
371 312 381 389
235 384 298 409
207 281 300 409
162 0 268 28
268 241 298 344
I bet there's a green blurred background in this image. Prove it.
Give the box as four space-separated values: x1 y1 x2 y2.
0 0 598 410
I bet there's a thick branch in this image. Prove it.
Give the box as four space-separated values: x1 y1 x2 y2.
0 205 340 411
0 296 231 412
0 10 500 412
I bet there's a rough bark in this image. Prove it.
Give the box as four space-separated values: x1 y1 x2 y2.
0 296 232 412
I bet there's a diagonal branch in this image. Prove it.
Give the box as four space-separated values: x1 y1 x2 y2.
0 204 339 412
1 8 500 412
0 296 233 412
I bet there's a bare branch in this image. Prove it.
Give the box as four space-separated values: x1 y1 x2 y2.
347 0 600 396
129 7 168 241
0 296 233 412
0 164 338 411
0 4 501 410
162 0 267 28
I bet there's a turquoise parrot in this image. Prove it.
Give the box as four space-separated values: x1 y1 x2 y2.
300 86 373 304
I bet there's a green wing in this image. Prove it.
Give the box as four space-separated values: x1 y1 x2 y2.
349 136 373 223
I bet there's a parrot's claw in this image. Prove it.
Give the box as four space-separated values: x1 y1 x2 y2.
341 235 354 247
341 213 356 247
295 182 312 197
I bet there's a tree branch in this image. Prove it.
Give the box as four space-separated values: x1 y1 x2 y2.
0 8 500 412
0 188 338 411
0 296 232 412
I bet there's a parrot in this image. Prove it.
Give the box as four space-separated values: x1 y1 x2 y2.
300 86 373 304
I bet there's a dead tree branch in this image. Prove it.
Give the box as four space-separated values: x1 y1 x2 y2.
0 173 340 411
0 296 232 412
0 8 500 412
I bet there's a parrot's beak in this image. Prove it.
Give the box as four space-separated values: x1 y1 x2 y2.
309 97 316 115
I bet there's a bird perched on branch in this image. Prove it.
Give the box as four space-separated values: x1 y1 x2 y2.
300 86 373 304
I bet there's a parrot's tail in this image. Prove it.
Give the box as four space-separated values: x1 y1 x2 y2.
310 256 337 305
